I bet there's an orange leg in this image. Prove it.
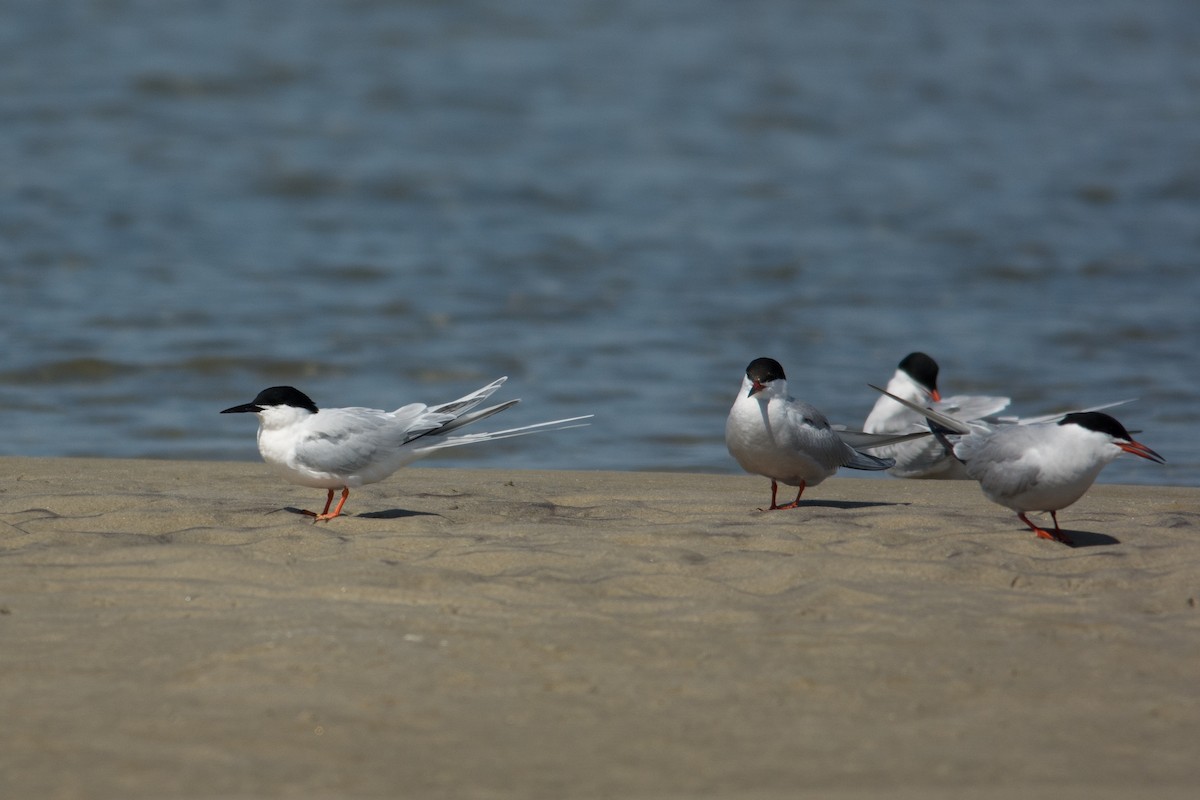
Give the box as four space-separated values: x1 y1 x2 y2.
300 489 335 519
314 487 351 522
761 480 806 511
1018 512 1073 545
301 488 350 522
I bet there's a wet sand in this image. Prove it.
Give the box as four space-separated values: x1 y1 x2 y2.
1 456 1197 799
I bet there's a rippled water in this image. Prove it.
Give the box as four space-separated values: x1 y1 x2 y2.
2 0 1197 485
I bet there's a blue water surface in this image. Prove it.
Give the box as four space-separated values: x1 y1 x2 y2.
1 0 1196 485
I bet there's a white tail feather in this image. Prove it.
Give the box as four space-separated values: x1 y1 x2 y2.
410 415 594 454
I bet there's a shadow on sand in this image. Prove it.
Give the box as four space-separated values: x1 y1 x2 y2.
280 506 440 521
757 499 911 513
1059 528 1122 548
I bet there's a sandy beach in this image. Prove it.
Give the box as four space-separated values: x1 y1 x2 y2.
1 455 1197 799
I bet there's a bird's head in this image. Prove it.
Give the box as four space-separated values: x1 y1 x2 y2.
898 351 941 402
744 357 787 398
221 386 320 426
1060 411 1165 464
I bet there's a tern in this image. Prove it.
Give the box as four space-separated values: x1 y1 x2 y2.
864 352 1010 479
870 385 1165 544
726 357 929 511
222 377 591 520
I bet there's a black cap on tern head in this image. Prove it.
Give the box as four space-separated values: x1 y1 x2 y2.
745 357 786 396
221 386 319 415
1060 411 1166 464
898 352 939 393
1059 411 1132 440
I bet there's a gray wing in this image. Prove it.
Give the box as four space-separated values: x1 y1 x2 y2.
424 377 508 417
956 426 1043 496
997 399 1135 426
868 385 975 435
841 448 894 470
933 394 1010 421
780 400 896 471
291 406 450 476
836 428 932 450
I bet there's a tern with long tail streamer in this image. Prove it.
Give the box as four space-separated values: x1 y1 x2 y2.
869 384 1164 544
222 377 592 520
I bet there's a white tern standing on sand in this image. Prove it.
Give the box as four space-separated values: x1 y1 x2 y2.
864 352 1010 479
725 357 928 511
222 377 591 520
870 385 1165 545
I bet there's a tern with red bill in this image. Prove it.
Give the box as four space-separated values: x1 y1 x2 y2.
726 357 929 511
869 384 1165 544
864 352 1011 479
